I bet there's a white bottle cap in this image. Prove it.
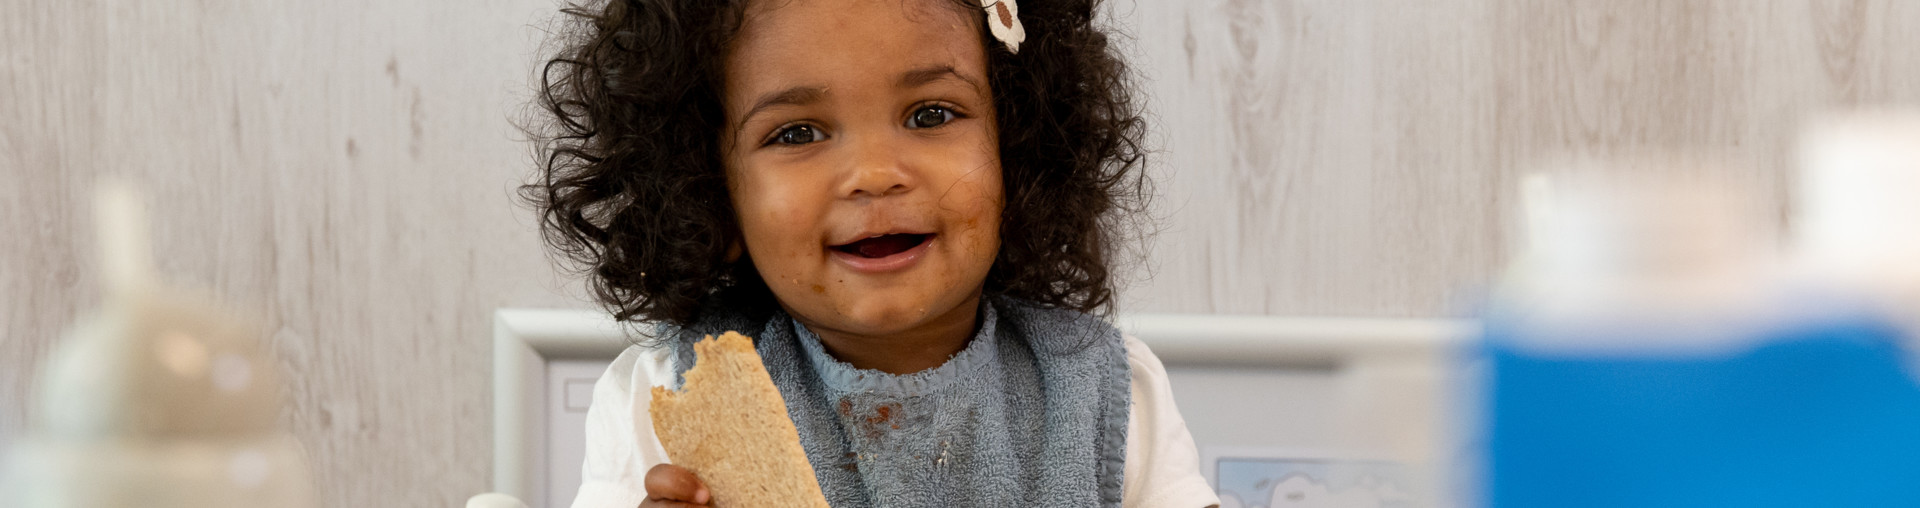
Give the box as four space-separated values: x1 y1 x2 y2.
1796 111 1920 285
1501 158 1781 353
466 493 531 508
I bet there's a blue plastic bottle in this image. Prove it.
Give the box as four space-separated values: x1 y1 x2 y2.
1477 147 1920 508
1482 306 1920 507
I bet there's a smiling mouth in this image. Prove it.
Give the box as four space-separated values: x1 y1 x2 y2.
832 233 932 258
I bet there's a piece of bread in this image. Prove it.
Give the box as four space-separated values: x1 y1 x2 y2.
650 332 832 508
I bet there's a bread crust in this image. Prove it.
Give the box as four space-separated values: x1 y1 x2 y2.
649 332 833 508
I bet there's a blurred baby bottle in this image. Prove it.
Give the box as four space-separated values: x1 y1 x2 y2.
2 181 318 508
1473 153 1920 507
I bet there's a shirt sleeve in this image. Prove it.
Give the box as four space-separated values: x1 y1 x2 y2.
569 345 676 508
1122 335 1223 508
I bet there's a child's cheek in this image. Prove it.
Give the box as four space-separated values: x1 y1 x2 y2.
763 208 805 255
952 171 1005 256
955 204 1001 256
751 192 817 251
734 181 818 300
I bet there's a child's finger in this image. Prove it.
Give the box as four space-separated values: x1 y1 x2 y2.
643 464 710 503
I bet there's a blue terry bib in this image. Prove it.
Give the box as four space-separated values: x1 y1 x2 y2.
665 297 1130 507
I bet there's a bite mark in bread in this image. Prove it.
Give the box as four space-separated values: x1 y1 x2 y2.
650 332 833 508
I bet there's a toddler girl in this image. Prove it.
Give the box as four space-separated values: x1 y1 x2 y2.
527 0 1217 506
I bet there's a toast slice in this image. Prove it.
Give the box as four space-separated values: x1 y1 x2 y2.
649 332 832 508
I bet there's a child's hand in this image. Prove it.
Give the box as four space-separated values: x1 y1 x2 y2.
640 464 711 508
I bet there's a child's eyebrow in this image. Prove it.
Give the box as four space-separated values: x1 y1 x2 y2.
742 85 829 127
897 65 983 94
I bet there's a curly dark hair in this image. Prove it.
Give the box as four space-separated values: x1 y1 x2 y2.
524 0 1150 327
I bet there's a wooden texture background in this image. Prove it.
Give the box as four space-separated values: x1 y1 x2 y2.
5 0 1919 506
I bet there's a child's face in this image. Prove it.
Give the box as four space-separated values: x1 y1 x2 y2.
722 0 1003 338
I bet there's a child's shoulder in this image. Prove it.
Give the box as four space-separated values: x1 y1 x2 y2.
602 343 678 395
1118 334 1223 507
1120 334 1167 380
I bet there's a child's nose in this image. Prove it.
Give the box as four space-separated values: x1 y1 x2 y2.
837 136 914 199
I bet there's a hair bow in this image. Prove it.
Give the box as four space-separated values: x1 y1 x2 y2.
982 0 1025 54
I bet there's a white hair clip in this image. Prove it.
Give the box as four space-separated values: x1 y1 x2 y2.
982 0 1026 54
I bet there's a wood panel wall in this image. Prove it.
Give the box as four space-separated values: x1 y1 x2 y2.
5 0 1919 506
1124 0 1920 316
3 0 577 505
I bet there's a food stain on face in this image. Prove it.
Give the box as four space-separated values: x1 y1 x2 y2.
812 284 826 294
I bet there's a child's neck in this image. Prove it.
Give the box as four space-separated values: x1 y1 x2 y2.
799 292 983 375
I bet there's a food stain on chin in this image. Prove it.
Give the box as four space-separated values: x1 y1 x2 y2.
812 284 826 294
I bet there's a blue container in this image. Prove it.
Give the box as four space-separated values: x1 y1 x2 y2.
1481 307 1920 507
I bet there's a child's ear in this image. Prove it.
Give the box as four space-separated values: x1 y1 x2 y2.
725 238 743 262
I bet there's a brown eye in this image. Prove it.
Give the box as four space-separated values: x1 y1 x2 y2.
772 125 824 146
907 106 955 129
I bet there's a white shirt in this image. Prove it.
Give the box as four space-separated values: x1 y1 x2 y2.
570 335 1220 508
